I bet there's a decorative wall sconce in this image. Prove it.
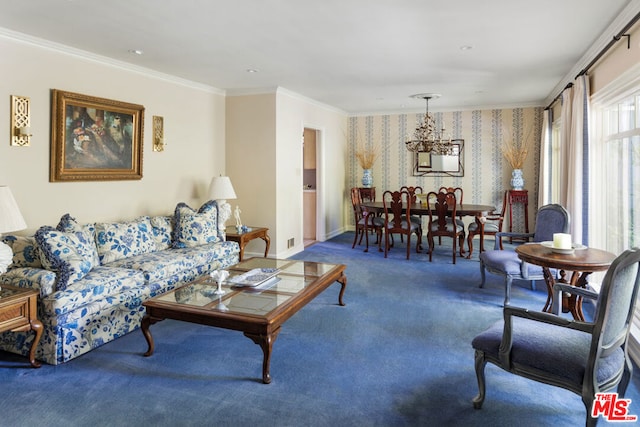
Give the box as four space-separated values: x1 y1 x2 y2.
152 115 164 152
10 95 31 146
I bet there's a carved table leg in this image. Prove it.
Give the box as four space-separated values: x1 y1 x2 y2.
245 328 280 384
568 271 590 322
141 315 160 357
541 267 556 313
28 319 43 368
261 234 271 258
336 272 347 306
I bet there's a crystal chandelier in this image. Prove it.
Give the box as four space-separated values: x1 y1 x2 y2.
405 93 454 155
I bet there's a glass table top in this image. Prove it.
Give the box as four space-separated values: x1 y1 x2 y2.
153 258 341 317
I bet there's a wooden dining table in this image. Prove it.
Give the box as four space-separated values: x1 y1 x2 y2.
360 201 495 257
515 243 616 321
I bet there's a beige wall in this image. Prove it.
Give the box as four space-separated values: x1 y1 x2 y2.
0 34 226 233
225 93 277 252
226 89 348 258
276 90 348 250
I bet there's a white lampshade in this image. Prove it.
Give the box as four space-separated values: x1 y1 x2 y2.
0 186 27 234
208 176 237 201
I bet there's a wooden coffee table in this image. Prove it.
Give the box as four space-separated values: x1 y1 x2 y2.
141 257 346 383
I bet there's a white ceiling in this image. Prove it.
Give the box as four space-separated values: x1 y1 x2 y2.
0 0 635 114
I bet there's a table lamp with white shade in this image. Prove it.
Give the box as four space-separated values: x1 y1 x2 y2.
208 176 237 232
0 186 27 275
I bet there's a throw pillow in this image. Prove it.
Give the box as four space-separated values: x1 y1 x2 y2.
35 226 99 291
1 235 42 268
94 216 157 264
150 215 174 251
56 213 100 267
172 200 220 248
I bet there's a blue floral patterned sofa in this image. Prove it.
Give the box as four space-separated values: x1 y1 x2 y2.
0 200 240 365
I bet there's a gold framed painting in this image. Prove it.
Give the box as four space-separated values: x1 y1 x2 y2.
50 89 145 182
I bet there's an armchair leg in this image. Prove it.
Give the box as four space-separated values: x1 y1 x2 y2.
618 358 633 396
583 396 597 427
479 259 486 288
472 350 487 409
504 276 513 306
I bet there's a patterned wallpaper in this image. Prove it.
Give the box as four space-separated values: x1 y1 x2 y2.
348 107 543 230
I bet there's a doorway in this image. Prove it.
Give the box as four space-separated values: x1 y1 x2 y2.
303 128 317 246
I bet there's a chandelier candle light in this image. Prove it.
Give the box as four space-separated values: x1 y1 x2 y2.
405 94 454 155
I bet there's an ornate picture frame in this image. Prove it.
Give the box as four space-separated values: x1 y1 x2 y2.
50 89 144 182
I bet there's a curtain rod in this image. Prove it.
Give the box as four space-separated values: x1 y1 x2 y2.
544 10 640 111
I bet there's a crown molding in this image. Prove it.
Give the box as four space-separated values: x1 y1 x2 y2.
227 86 348 115
349 101 544 117
0 26 224 95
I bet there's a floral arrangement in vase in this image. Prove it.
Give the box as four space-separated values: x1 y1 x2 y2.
355 140 380 170
501 124 533 190
500 124 533 170
355 138 380 188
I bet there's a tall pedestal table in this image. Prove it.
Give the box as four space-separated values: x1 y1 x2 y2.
515 243 616 321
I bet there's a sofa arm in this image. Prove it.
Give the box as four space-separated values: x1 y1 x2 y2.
0 267 57 297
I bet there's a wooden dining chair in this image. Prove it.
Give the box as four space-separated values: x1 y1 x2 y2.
400 186 424 242
439 186 464 206
350 187 383 252
380 190 422 259
426 190 465 264
466 190 507 258
437 187 465 246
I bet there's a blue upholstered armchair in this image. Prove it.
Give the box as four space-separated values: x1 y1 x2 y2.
479 204 570 305
472 247 640 426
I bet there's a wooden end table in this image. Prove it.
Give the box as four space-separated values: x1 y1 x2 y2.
0 285 43 367
515 243 616 321
507 190 529 242
225 226 271 261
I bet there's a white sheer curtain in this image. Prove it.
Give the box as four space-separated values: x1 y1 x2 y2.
537 109 551 207
566 75 590 244
558 88 573 209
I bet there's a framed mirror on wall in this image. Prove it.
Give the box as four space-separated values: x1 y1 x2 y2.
413 139 464 177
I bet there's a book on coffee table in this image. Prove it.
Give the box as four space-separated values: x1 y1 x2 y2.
228 268 280 287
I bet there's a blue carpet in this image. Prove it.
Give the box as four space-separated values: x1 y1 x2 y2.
1 232 638 426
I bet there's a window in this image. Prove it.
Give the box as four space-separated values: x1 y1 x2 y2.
591 85 640 365
591 91 640 255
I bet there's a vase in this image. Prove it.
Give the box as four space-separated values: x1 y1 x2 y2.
361 169 373 188
510 169 524 190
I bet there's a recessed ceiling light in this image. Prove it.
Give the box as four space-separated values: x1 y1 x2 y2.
460 45 473 51
246 68 259 73
128 49 144 55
